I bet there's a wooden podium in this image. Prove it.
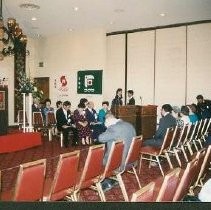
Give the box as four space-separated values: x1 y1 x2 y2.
111 105 157 139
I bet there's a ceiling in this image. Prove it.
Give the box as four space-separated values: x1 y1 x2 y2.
2 0 211 38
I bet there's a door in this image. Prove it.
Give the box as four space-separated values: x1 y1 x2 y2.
34 77 49 104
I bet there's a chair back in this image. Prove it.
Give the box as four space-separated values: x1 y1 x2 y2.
195 145 211 187
187 122 198 142
49 151 80 201
159 127 174 154
102 140 124 178
176 125 189 146
124 135 143 170
17 110 28 124
173 157 199 201
200 119 208 137
203 118 211 136
46 112 57 126
77 144 105 189
131 182 155 202
14 159 46 201
156 168 181 201
169 126 181 150
33 112 44 127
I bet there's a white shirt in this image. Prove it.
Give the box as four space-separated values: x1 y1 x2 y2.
198 179 211 202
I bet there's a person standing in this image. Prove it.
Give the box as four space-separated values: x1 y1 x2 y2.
127 90 135 105
111 88 123 106
196 95 211 119
56 101 78 147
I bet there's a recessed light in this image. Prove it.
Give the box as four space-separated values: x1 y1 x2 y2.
31 17 37 21
160 13 166 17
114 9 125 13
110 21 114 25
73 7 79 11
19 3 40 10
68 28 73 32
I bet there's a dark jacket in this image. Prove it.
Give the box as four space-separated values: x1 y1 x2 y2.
127 97 135 105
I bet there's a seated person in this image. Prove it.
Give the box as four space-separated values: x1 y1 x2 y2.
32 97 42 113
42 98 54 124
73 103 92 145
196 95 211 119
98 101 110 125
188 104 198 124
56 101 78 147
143 104 177 147
56 100 63 110
85 101 106 141
127 90 135 105
179 105 191 128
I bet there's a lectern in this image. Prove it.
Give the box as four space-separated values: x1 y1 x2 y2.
111 105 157 139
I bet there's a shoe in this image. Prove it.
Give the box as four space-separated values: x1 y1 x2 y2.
101 181 113 192
108 179 119 187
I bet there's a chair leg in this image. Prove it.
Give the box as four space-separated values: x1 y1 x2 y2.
181 145 189 162
138 155 143 174
60 133 63 147
96 182 106 202
187 142 194 156
132 166 142 189
156 156 164 177
173 148 182 167
48 129 52 141
165 152 173 169
116 173 129 201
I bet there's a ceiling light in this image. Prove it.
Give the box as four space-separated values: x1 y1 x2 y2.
114 9 125 13
19 3 40 10
31 17 37 21
68 28 73 32
73 7 79 11
160 13 166 17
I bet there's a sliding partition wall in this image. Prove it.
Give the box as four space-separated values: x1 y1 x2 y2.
105 22 211 109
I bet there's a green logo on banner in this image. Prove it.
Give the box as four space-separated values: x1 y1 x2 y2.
77 70 102 94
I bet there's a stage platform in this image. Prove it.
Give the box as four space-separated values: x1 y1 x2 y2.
0 132 42 154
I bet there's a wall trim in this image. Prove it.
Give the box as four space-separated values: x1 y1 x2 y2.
106 19 211 36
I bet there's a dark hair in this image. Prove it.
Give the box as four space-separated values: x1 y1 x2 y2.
190 103 197 113
63 101 71 107
127 90 134 95
45 98 51 104
116 88 122 95
162 104 173 113
56 100 62 108
102 101 109 106
196 95 203 100
80 98 88 105
78 103 86 109
181 105 189 116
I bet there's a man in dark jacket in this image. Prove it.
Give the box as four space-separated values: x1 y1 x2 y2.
143 104 176 147
196 95 211 119
56 101 78 147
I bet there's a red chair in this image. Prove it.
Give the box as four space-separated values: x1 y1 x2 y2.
43 151 80 201
155 167 181 201
72 144 105 201
139 127 175 176
1 159 46 201
117 135 143 201
131 182 156 202
172 156 199 201
95 140 129 201
194 145 211 188
46 112 57 141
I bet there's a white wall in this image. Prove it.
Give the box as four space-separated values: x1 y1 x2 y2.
34 28 107 111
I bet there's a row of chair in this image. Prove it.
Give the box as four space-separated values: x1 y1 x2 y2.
132 146 211 201
139 118 211 176
0 136 143 201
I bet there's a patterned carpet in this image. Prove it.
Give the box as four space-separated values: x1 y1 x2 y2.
0 129 200 201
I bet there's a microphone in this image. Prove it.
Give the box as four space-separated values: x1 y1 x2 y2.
140 96 142 105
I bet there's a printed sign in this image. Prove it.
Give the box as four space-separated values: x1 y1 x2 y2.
0 91 5 110
77 70 102 94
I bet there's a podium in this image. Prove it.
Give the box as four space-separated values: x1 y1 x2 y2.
111 105 157 139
